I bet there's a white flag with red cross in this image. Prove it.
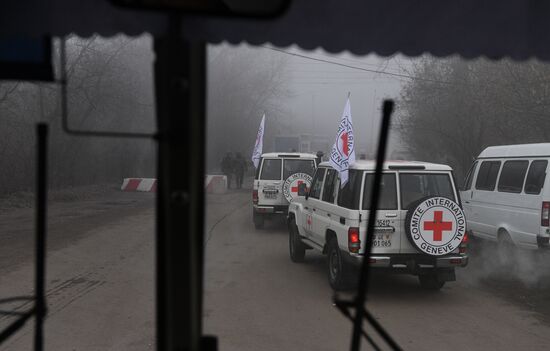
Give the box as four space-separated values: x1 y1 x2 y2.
251 114 265 169
329 97 355 187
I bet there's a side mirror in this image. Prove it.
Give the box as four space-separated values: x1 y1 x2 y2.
298 183 308 197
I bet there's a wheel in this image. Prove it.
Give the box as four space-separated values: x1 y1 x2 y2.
327 238 354 291
289 220 306 262
253 210 264 229
418 274 445 290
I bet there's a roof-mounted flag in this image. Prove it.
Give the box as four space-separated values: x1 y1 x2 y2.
329 97 355 187
252 114 265 168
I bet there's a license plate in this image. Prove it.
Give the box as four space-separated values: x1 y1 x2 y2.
264 192 277 199
373 233 392 247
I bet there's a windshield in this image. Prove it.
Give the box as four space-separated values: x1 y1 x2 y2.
400 173 455 209
283 159 316 179
5 33 550 351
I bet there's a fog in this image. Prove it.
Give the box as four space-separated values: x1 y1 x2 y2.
0 35 156 195
206 44 410 172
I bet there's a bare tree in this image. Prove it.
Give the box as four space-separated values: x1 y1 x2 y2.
398 57 550 180
207 44 291 171
0 35 156 195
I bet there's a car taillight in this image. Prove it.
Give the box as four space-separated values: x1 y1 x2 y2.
253 190 258 204
542 202 550 227
348 227 360 254
459 231 468 254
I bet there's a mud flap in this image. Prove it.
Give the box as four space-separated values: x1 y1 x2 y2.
436 268 456 282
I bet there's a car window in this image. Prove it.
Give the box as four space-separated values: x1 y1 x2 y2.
463 161 478 190
259 159 282 180
283 159 316 179
497 160 529 193
475 161 501 191
309 168 326 199
362 173 397 210
400 173 455 209
524 160 548 195
322 169 338 203
337 170 362 209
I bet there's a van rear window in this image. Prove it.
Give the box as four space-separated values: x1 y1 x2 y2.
524 160 548 195
260 159 281 180
400 173 455 209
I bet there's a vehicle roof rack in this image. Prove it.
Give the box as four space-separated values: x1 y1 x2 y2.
388 165 426 170
277 154 301 158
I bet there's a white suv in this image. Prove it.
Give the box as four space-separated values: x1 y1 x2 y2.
253 153 318 229
287 160 469 290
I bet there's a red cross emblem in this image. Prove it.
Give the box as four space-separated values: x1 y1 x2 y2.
340 132 349 156
423 211 453 241
291 180 304 193
307 215 312 227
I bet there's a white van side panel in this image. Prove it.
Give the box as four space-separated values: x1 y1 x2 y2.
471 190 540 248
467 156 549 249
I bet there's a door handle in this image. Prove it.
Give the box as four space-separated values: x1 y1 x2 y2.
464 201 470 204
304 206 309 210
385 213 397 218
312 208 316 212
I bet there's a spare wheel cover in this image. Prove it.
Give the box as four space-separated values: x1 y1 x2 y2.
404 196 466 256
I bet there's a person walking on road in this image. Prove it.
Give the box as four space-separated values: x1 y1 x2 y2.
233 152 247 189
221 152 234 189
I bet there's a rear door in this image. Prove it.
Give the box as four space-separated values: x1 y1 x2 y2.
302 167 326 239
258 158 283 207
314 168 339 243
361 172 400 254
398 172 458 253
332 170 363 250
496 159 538 246
525 160 549 240
282 157 317 202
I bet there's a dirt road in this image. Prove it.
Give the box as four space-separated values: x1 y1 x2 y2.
0 189 155 350
1 187 550 350
204 191 550 351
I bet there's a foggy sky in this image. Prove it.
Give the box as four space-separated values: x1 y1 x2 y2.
256 45 412 157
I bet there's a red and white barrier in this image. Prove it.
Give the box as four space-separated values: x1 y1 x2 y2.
121 178 157 192
121 175 227 193
205 175 227 194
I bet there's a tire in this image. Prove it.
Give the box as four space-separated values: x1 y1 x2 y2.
289 220 306 262
253 210 264 229
327 238 355 291
418 274 445 290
